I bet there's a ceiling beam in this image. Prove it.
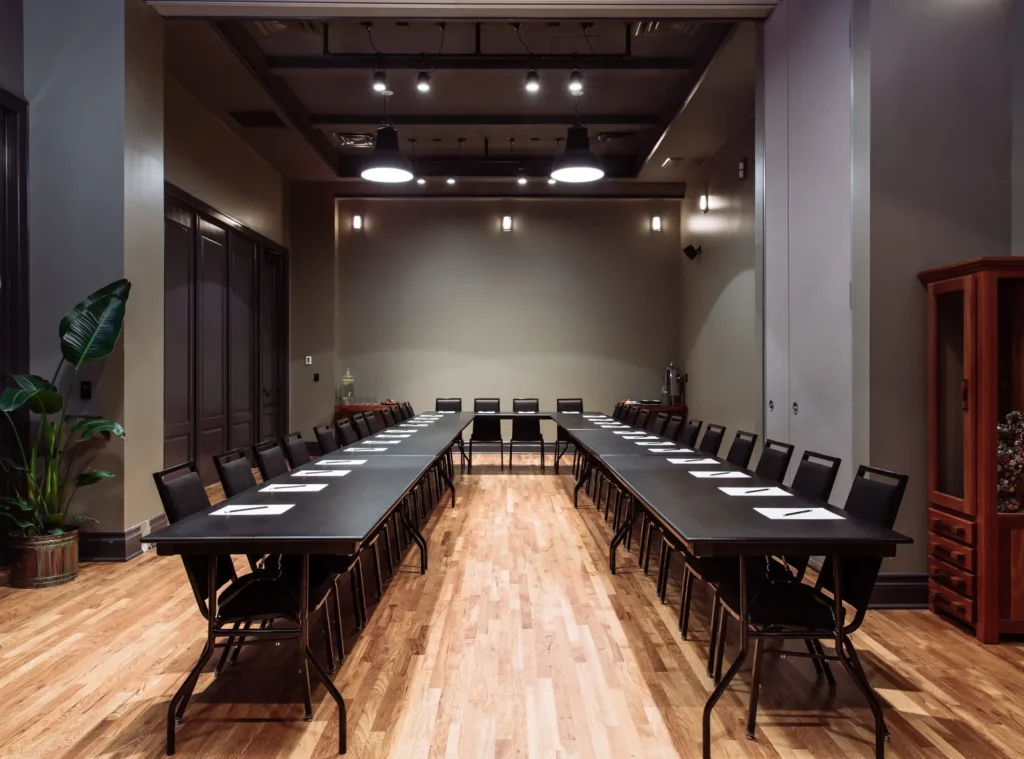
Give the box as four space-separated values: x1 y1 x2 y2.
269 53 694 72
312 113 660 127
633 22 734 175
213 20 343 175
335 154 636 179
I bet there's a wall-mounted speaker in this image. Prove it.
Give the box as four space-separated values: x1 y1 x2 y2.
683 244 702 261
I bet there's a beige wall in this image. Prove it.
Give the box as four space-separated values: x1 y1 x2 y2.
289 194 682 435
679 120 760 452
164 76 288 246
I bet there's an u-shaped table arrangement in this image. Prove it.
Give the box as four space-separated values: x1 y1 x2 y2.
147 410 910 758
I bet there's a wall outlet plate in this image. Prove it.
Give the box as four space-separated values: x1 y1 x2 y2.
305 356 312 366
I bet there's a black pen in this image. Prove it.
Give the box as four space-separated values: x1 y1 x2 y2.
708 472 735 477
226 505 267 514
745 487 772 494
784 508 812 516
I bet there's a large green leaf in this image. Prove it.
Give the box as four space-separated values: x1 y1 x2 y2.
74 469 117 487
59 279 131 369
69 417 125 441
0 374 64 414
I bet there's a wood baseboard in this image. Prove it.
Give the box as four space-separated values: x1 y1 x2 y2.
869 572 928 609
79 514 167 562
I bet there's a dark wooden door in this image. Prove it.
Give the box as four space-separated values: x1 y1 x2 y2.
259 250 287 442
228 234 257 453
163 201 195 469
196 219 229 484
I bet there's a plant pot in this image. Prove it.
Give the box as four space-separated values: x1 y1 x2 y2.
9 528 79 588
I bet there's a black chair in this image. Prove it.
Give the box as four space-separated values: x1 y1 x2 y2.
436 398 466 469
556 398 583 473
611 401 624 420
364 413 381 435
725 431 758 468
635 408 651 430
152 462 340 746
402 402 415 419
282 432 311 469
314 424 339 455
680 418 703 446
754 440 795 483
213 447 258 498
336 419 359 448
381 407 396 427
698 424 726 456
623 405 640 427
510 398 544 468
470 398 502 471
351 413 370 439
792 450 843 503
254 440 289 482
663 415 683 441
716 465 909 750
647 411 669 437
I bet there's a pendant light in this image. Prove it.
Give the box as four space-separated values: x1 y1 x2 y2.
362 125 414 183
551 124 604 183
525 69 540 93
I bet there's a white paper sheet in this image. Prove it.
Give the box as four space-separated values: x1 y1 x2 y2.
516 410 536 414
648 448 694 454
378 433 411 438
402 424 429 427
370 439 402 444
260 483 328 493
212 503 294 516
719 486 791 497
613 431 633 435
689 471 750 479
562 411 580 414
754 507 842 519
291 469 352 477
625 435 660 441
667 458 719 465
344 447 388 452
315 459 366 466
439 410 455 414
582 415 606 419
478 411 495 414
635 441 669 446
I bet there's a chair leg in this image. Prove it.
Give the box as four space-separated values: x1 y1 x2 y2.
468 440 473 473
813 639 837 689
297 635 313 721
714 613 728 684
657 543 671 602
333 579 346 663
323 604 337 673
706 591 721 677
351 563 367 630
679 565 694 639
380 525 394 577
746 638 764 739
540 439 545 469
372 542 384 601
215 621 241 675
509 440 513 469
228 620 253 666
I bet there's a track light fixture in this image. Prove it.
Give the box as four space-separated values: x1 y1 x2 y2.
568 69 584 95
525 69 540 93
416 70 431 92
517 174 528 186
446 176 456 185
417 177 426 185
372 69 387 93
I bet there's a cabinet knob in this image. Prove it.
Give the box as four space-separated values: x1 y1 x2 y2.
792 402 799 416
768 399 774 412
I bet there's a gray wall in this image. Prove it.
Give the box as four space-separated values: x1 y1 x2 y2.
679 119 760 448
852 0 1014 572
0 0 23 98
290 196 682 435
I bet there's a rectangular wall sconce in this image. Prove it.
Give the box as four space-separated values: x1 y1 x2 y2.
502 215 513 232
699 195 708 213
651 215 662 232
353 215 363 230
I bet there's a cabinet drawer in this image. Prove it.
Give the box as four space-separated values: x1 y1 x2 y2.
929 507 975 545
930 534 975 572
928 557 975 598
930 581 975 624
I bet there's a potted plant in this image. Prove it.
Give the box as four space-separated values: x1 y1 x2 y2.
0 279 131 588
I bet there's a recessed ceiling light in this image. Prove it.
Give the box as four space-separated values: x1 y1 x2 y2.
416 177 426 185
517 175 528 186
446 176 456 185
548 178 556 185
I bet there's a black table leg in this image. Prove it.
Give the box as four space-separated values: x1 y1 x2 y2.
554 440 565 473
439 465 456 508
573 455 591 508
832 559 887 758
608 496 636 574
306 644 348 754
399 502 428 573
298 555 313 721
702 556 749 759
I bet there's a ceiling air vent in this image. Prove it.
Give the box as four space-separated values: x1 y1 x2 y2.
229 110 286 129
335 133 376 149
596 131 636 142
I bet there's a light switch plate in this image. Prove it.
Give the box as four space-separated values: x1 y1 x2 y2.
305 356 312 365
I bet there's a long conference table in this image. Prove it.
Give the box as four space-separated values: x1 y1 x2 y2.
146 409 911 758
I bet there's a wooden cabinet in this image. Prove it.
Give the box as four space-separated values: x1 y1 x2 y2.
920 258 1024 642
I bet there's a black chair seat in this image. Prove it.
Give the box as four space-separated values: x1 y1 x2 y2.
718 579 839 631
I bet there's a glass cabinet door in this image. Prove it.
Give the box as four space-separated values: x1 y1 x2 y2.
989 275 1024 514
927 277 975 514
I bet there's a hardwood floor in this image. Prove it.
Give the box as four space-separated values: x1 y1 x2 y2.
1 455 1022 758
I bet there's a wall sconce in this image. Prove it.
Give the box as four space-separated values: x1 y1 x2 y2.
651 215 662 232
353 214 363 230
501 215 513 232
698 195 708 214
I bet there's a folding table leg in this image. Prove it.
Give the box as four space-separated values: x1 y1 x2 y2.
399 502 428 574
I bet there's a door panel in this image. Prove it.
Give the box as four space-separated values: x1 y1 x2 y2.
229 234 257 452
259 251 286 441
196 219 229 484
163 203 195 468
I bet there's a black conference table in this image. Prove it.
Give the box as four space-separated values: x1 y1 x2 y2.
146 409 910 759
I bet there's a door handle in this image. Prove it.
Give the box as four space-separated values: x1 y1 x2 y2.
262 388 271 397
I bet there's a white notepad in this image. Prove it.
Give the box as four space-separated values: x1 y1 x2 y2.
689 471 750 479
370 439 402 445
755 507 841 519
562 411 580 414
378 433 411 438
613 431 634 435
582 415 606 419
212 503 294 516
649 448 694 454
315 459 366 466
478 410 495 414
402 424 429 428
260 483 328 493
635 441 669 446
344 447 388 452
517 410 536 414
667 458 719 465
719 486 791 497
291 469 352 477
439 410 455 414
626 435 660 441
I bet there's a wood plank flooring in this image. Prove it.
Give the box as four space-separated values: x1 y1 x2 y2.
1 455 1022 758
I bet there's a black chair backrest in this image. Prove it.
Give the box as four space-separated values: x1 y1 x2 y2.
623 405 640 426
818 466 909 617
791 450 842 503
557 398 583 413
512 397 542 440
314 424 339 455
648 411 669 436
635 408 651 430
680 418 703 446
282 432 310 469
255 440 289 482
725 430 758 468
213 447 257 498
153 461 235 614
612 402 624 420
364 413 381 434
698 424 726 455
754 439 795 483
436 397 463 412
336 418 359 447
402 402 414 419
472 398 502 441
381 407 396 427
351 412 370 439
663 415 683 441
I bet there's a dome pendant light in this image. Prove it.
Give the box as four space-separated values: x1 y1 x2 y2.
551 125 604 183
372 69 388 93
568 69 584 95
361 125 414 183
416 70 431 92
525 69 540 93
